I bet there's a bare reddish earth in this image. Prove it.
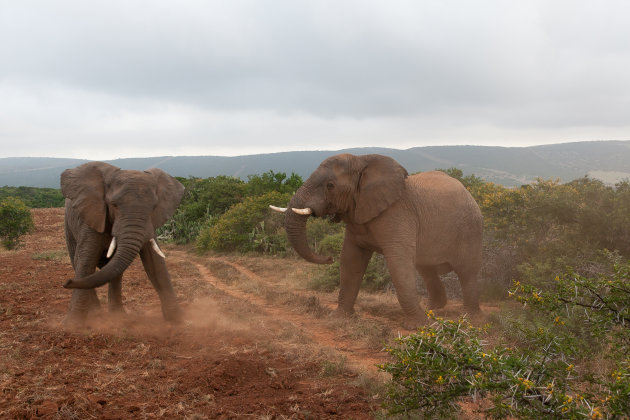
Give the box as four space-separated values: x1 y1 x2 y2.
0 209 382 419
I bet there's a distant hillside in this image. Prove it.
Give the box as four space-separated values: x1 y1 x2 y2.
1 141 629 188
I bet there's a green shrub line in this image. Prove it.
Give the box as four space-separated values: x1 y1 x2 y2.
0 186 64 208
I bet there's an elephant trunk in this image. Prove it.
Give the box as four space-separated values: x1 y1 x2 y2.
64 223 147 289
285 190 333 265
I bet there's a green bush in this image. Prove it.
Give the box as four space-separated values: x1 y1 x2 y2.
311 222 344 254
380 254 630 419
157 171 303 245
157 176 246 243
244 171 302 197
437 167 486 191
0 197 34 249
196 191 292 253
469 175 630 295
309 231 391 292
248 221 290 255
0 186 64 208
362 254 391 292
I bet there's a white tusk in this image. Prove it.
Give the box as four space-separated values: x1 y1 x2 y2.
269 205 287 213
292 207 313 215
150 238 166 259
106 237 117 258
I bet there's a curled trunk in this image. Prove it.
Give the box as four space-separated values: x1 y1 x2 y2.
64 233 144 289
284 193 333 265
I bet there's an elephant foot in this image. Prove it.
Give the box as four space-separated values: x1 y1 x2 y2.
108 304 126 313
62 311 88 329
464 302 481 315
162 306 183 323
428 296 448 310
107 306 128 323
331 306 354 319
402 313 429 330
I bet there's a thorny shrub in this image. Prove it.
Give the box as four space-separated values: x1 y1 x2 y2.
380 254 629 419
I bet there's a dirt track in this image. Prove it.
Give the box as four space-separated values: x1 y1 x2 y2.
0 209 395 418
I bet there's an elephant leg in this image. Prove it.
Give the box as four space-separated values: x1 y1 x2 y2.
64 224 77 271
139 244 182 322
385 253 428 329
455 266 481 314
418 265 447 310
66 238 102 324
107 275 125 314
335 235 372 316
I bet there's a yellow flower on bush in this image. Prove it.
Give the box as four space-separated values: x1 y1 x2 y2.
436 375 444 384
591 407 603 419
517 377 533 390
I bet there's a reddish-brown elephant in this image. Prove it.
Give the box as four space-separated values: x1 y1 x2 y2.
61 162 184 324
272 154 483 329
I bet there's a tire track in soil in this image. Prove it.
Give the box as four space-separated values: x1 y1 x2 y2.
173 251 389 374
211 257 411 331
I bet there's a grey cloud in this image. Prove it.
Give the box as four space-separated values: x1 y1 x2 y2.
1 0 630 159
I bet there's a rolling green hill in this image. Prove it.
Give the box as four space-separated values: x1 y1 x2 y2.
1 141 629 188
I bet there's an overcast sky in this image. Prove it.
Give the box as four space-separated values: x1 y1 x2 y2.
1 1 629 160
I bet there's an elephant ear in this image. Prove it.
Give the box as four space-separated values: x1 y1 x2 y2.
60 162 119 233
146 168 185 228
353 155 408 224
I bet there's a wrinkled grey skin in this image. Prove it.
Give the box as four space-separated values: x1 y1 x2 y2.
284 154 483 329
61 162 184 324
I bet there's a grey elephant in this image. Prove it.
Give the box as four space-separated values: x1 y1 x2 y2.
60 161 184 324
271 154 483 329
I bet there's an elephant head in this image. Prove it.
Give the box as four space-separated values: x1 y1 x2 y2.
274 154 408 264
61 162 184 289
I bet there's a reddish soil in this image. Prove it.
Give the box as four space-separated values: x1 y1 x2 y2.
1 209 498 419
0 209 385 419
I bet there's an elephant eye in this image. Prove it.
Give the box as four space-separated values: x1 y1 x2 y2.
327 182 335 191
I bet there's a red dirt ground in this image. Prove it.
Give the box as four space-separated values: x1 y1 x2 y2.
1 209 498 419
0 209 385 419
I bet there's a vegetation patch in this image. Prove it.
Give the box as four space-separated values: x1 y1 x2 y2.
31 250 67 261
380 254 629 419
0 186 64 208
197 191 292 253
0 197 34 250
